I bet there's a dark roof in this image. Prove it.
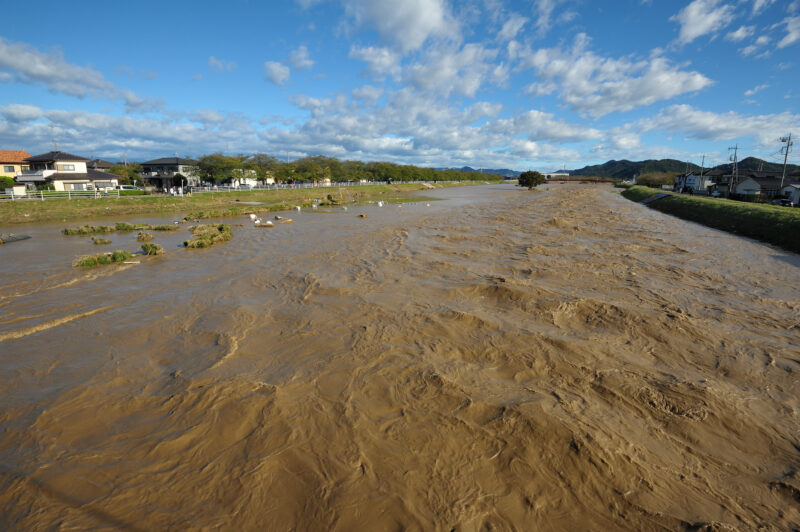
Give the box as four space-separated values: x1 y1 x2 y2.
89 159 115 169
740 175 800 187
25 151 90 162
141 157 198 166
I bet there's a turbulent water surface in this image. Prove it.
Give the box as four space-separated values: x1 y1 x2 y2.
0 184 798 530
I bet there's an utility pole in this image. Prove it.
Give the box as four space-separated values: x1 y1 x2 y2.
728 145 738 195
780 133 793 190
700 154 705 178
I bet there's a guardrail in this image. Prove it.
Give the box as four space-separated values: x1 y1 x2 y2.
0 189 121 201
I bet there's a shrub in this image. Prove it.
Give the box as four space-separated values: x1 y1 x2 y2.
184 224 232 248
73 250 132 268
141 243 164 255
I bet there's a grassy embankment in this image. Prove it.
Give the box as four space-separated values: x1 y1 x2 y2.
0 183 483 225
621 185 800 254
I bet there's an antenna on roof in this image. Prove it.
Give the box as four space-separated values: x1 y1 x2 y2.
49 124 58 151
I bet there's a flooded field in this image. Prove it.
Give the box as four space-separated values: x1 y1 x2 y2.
0 184 798 530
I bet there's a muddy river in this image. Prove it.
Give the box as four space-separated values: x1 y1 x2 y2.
0 184 798 530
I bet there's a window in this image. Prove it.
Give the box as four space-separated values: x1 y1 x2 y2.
3 166 14 172
57 164 75 171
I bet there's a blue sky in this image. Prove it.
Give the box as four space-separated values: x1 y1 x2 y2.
0 0 798 171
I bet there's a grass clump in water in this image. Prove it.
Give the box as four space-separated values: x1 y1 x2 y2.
184 224 232 248
91 236 111 245
73 250 133 268
151 224 179 231
137 231 154 242
141 242 164 255
62 225 115 235
115 222 135 231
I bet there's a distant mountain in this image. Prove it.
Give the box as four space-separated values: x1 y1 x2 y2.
569 159 700 179
568 157 800 179
439 166 520 178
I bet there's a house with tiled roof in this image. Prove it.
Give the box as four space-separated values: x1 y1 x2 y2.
0 149 32 178
140 157 199 189
15 151 120 191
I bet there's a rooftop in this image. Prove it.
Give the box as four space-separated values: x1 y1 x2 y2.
0 149 32 163
25 151 90 162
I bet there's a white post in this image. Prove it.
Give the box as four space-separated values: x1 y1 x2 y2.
68 189 71 200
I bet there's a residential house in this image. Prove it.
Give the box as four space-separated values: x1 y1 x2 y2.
782 184 800 205
734 173 800 198
674 172 713 194
89 159 116 171
140 157 199 189
0 149 31 178
15 151 120 191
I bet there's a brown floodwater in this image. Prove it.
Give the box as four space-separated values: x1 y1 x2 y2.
0 184 798 530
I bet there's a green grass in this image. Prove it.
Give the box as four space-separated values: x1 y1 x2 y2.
622 185 800 253
0 183 481 225
73 250 133 268
184 224 233 248
91 236 112 245
62 225 116 235
141 242 164 255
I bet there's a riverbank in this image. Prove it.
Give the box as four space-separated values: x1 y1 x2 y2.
0 183 483 225
621 185 800 254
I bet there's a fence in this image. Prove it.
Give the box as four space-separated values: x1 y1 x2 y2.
0 189 121 201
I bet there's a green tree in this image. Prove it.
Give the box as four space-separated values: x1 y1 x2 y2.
197 154 245 183
0 176 15 189
518 171 545 189
108 163 143 185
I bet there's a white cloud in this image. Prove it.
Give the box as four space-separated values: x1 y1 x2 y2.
497 14 528 41
725 25 754 41
670 0 736 46
0 37 157 113
638 104 800 147
744 83 769 96
349 45 402 80
741 34 771 55
532 0 564 37
487 109 604 143
352 85 384 102
264 61 290 85
752 0 775 15
408 44 506 98
342 0 458 53
777 15 800 48
518 35 713 117
208 56 236 72
289 46 315 70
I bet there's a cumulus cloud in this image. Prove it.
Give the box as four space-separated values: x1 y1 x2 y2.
777 15 800 48
670 0 736 46
0 37 156 113
518 35 713 117
289 46 315 70
741 34 771 55
638 104 800 146
349 45 402 80
532 0 563 37
264 61 290 85
408 44 507 98
726 25 754 41
744 84 769 96
209 56 237 72
752 0 775 15
497 14 528 41
342 0 458 53
487 109 604 143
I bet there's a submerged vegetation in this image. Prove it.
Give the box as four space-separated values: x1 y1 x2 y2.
141 243 164 255
62 225 115 235
73 250 133 268
184 224 232 248
621 185 800 254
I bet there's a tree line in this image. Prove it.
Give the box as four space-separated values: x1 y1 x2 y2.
108 154 501 185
